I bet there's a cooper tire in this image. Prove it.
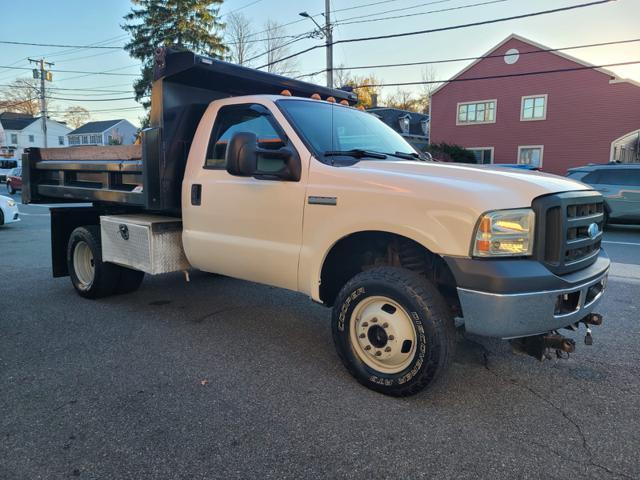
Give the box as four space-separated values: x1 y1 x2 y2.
67 226 119 299
332 267 455 397
115 267 145 294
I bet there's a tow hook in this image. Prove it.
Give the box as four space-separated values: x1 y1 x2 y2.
582 313 603 345
510 332 575 361
543 334 575 353
511 313 604 360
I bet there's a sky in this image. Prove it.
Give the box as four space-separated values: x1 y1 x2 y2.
1 0 639 127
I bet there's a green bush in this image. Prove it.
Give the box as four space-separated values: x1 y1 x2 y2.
426 143 476 163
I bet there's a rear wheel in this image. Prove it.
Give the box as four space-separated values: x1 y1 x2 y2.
332 267 455 397
67 226 120 299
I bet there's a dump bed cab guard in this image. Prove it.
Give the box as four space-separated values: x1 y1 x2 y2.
22 47 357 214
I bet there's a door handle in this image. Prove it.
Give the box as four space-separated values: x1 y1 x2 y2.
191 184 202 206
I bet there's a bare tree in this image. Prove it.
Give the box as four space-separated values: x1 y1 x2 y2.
333 64 352 89
226 12 257 66
63 106 91 129
0 78 43 116
262 20 298 76
384 89 419 111
417 66 440 113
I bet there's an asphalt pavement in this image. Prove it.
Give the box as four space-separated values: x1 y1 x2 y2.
1 191 639 479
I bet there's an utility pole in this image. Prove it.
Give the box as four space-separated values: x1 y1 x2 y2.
28 58 54 148
324 0 333 88
299 2 334 88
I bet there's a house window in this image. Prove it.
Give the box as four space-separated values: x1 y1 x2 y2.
398 115 411 134
457 100 496 125
82 135 88 144
521 95 547 121
10 133 18 144
468 147 494 164
518 145 544 168
28 135 35 143
420 119 429 136
58 136 64 146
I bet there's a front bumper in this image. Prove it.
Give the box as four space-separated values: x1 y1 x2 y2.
447 252 610 338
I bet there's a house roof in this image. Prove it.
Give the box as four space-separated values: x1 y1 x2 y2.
367 107 429 137
430 33 640 97
0 112 38 131
68 119 124 135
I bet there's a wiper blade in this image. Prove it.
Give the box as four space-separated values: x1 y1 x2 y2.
390 151 420 160
323 149 387 159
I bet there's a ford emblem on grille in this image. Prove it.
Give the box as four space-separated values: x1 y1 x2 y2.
587 223 599 239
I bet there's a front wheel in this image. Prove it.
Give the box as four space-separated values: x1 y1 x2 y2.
332 267 455 397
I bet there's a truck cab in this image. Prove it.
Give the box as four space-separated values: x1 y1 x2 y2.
22 48 609 397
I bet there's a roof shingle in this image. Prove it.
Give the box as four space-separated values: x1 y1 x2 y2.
68 119 124 135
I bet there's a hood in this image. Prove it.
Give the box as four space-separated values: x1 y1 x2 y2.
352 160 589 209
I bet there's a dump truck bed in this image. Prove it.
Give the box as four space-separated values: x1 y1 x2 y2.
23 145 145 206
22 48 357 214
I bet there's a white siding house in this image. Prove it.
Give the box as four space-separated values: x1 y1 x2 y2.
0 112 71 163
67 119 138 146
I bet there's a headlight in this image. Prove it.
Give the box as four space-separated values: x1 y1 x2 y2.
473 208 535 257
7 200 16 207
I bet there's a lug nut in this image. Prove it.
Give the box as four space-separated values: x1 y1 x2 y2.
359 333 365 338
371 317 378 323
362 322 369 327
384 347 391 352
388 335 395 341
364 345 371 351
382 322 389 328
375 351 382 356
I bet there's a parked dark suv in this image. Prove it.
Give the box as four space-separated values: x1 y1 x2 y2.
567 163 640 224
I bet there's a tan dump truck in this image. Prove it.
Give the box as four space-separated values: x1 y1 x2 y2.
22 48 608 396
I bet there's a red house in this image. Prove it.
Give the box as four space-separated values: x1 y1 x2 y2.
429 34 640 175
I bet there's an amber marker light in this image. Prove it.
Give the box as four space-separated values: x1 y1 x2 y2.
280 89 292 96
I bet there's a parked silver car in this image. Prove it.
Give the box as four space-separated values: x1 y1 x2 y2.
567 163 640 224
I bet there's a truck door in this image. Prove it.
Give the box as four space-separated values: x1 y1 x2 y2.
183 102 306 291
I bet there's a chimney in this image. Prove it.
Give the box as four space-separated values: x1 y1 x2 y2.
371 93 378 108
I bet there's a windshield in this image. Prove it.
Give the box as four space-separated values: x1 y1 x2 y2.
277 99 420 164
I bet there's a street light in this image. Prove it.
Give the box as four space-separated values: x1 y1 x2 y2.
299 8 334 88
298 11 325 37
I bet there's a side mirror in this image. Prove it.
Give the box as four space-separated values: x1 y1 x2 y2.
225 132 258 177
225 132 301 181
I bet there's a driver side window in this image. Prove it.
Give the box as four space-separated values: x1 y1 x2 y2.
205 104 285 169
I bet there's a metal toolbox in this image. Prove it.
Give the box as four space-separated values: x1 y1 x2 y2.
100 214 190 274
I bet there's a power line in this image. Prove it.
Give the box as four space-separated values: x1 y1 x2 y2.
46 96 140 102
335 0 508 26
0 40 122 49
0 64 139 76
336 0 464 24
296 37 640 78
331 0 442 15
351 60 640 88
221 0 263 17
258 0 615 69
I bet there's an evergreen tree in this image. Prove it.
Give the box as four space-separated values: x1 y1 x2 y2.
122 0 228 113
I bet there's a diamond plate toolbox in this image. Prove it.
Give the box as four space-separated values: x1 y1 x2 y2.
100 214 190 274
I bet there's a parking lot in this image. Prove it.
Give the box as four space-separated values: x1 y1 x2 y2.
1 192 639 480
